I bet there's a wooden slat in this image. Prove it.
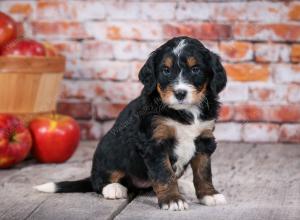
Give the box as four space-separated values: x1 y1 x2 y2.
0 56 65 73
116 143 300 220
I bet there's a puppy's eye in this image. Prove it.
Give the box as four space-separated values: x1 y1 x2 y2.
162 67 171 76
191 66 200 74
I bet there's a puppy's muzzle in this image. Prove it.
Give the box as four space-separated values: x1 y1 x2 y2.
174 89 187 101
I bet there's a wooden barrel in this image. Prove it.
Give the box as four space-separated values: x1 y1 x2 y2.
0 56 65 123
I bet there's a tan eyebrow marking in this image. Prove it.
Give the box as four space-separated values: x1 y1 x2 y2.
187 56 197 67
164 57 173 68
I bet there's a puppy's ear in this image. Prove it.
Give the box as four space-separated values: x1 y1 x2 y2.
208 52 227 94
138 52 157 95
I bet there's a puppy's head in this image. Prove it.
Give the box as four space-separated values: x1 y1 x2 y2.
139 37 227 110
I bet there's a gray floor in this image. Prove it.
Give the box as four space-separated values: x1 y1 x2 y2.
0 142 299 220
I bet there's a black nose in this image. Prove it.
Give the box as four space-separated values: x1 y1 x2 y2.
174 89 187 101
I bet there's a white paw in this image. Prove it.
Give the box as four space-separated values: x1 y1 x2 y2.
161 199 189 211
102 183 128 199
199 193 227 206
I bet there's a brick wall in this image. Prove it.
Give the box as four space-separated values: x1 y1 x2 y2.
1 0 300 143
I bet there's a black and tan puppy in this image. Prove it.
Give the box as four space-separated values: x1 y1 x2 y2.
35 36 227 211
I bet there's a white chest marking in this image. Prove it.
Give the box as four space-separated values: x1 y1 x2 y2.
163 109 215 176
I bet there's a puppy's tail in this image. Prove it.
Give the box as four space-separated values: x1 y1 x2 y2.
34 177 93 193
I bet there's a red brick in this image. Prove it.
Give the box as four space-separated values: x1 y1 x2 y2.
288 3 300 21
243 123 279 142
104 2 140 20
218 104 234 121
234 23 300 42
234 104 264 122
81 41 114 60
57 101 92 120
291 44 300 62
163 23 232 40
273 64 300 83
224 63 269 81
95 103 126 120
176 2 214 21
102 121 115 136
78 121 102 140
219 41 253 62
9 3 33 16
233 104 300 123
279 124 300 143
254 43 290 63
130 61 144 81
31 21 88 39
37 1 73 19
85 22 163 41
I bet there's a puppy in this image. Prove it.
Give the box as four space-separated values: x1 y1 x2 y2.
35 36 227 211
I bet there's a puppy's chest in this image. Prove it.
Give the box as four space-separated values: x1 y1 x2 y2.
159 117 215 171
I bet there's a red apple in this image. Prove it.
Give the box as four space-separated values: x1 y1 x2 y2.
0 12 17 49
0 114 32 168
1 38 46 56
29 114 80 163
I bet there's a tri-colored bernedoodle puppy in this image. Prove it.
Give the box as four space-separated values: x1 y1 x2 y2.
35 36 227 211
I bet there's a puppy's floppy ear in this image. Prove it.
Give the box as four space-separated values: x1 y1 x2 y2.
138 51 157 95
208 52 227 94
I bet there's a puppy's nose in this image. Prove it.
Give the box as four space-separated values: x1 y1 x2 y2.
174 89 187 101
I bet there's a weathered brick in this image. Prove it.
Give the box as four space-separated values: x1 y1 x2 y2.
279 124 300 143
113 41 160 60
37 0 73 20
140 2 176 20
214 122 242 142
291 44 300 62
163 23 232 40
219 83 249 102
85 22 163 41
273 64 300 83
77 61 131 81
78 121 102 140
81 41 114 60
73 1 106 20
288 84 300 103
95 102 126 120
130 61 144 81
234 23 300 42
104 2 139 20
218 104 234 121
51 41 82 59
57 100 92 120
9 2 33 16
176 2 214 21
102 120 115 136
243 123 279 142
288 3 300 21
219 41 253 62
245 2 287 22
0 1 35 20
102 82 142 103
249 84 288 103
254 43 290 63
224 63 269 81
31 21 88 39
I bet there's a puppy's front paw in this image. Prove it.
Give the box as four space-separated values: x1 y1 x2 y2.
102 183 128 199
199 193 226 206
160 196 189 211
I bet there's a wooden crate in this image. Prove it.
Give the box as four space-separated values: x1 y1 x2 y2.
0 56 65 120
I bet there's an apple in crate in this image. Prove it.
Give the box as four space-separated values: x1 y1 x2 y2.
1 38 46 56
0 12 17 48
0 114 32 168
29 114 80 163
